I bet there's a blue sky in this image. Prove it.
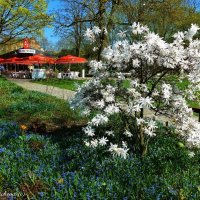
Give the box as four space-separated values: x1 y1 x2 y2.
44 0 63 44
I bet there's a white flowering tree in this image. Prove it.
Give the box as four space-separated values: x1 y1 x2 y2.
71 23 200 158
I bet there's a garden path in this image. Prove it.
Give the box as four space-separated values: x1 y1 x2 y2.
8 78 75 100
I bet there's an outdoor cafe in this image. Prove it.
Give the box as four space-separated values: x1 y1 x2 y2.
0 38 88 79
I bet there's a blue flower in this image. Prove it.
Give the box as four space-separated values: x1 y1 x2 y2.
0 147 6 153
38 192 44 197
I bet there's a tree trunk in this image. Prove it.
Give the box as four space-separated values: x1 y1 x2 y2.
139 124 147 156
97 0 108 61
139 108 147 156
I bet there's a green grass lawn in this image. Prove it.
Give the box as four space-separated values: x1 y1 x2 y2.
164 75 200 107
0 76 86 132
32 78 86 91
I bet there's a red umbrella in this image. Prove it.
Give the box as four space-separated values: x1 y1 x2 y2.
0 58 5 63
1 57 31 65
15 59 33 65
2 57 22 64
21 54 56 64
56 55 87 64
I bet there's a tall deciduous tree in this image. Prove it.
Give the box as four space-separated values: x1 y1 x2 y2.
55 0 200 59
120 0 200 40
0 0 52 45
54 0 87 57
54 0 122 60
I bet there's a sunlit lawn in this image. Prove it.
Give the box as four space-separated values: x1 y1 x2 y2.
0 76 85 131
32 78 86 91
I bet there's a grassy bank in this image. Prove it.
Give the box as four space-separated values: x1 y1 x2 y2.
0 76 86 132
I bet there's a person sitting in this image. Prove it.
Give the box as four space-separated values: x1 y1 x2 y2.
0 65 5 75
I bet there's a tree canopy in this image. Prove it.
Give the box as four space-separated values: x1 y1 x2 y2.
54 0 200 59
0 0 52 45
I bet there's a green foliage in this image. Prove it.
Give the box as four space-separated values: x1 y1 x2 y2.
120 0 200 41
163 75 200 107
0 0 52 46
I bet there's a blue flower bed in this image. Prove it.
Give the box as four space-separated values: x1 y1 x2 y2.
0 122 199 199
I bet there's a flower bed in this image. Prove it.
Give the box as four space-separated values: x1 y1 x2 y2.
0 122 199 199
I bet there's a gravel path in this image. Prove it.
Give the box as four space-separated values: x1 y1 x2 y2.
8 78 75 100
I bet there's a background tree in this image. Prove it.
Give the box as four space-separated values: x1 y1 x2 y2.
54 0 200 59
54 0 123 60
0 0 52 46
38 37 55 52
120 0 200 40
54 0 88 57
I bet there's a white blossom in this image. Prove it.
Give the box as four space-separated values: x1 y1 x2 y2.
136 118 145 125
90 139 99 148
132 104 141 112
124 130 133 137
144 128 156 137
84 28 95 42
131 22 149 35
99 137 108 146
117 30 127 38
106 131 114 136
93 47 98 52
173 31 185 42
122 141 128 148
84 141 90 147
186 24 200 41
90 114 108 126
132 59 140 68
188 151 195 158
92 26 101 34
81 108 91 116
139 96 154 108
95 100 105 109
109 143 129 159
161 83 172 100
131 80 139 87
147 120 157 131
102 46 113 60
71 23 200 157
104 104 120 115
83 126 95 137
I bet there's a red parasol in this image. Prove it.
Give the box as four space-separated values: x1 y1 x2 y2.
15 59 33 65
20 54 56 64
0 58 5 63
56 55 87 64
2 57 22 64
